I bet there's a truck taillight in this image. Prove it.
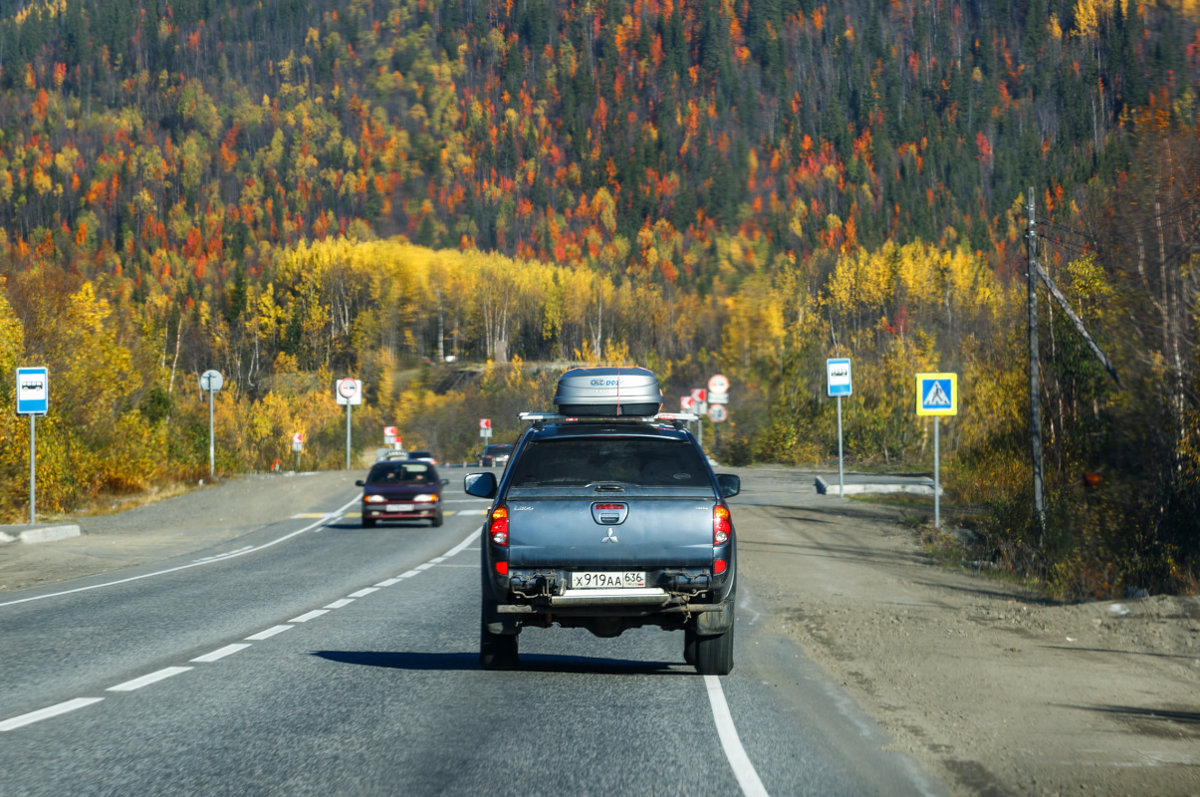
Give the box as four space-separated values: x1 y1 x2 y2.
489 505 509 546
713 505 731 545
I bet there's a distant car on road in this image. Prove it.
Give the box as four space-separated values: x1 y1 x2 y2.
477 443 513 467
406 450 437 465
356 460 448 527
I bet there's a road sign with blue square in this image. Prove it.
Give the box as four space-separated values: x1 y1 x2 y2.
826 358 852 397
916 372 957 416
16 367 48 415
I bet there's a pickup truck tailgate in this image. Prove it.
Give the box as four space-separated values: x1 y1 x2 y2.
505 497 716 569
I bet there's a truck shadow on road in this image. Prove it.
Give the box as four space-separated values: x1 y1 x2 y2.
313 649 685 674
1059 704 1200 738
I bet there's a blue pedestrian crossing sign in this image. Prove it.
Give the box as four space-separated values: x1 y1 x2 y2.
916 373 957 416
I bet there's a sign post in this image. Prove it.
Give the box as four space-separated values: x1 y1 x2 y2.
707 375 729 455
916 373 958 528
335 378 363 469
826 359 852 498
17 367 48 524
200 370 223 479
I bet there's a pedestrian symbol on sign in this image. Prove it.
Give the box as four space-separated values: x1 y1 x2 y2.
923 381 951 407
916 373 958 416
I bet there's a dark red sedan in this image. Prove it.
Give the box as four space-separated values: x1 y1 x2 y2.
356 460 448 528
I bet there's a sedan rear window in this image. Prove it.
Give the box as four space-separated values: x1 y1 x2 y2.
367 462 435 483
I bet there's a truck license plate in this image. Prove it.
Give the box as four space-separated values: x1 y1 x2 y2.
570 571 646 589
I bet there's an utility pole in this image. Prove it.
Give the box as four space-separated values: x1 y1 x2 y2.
1026 189 1046 540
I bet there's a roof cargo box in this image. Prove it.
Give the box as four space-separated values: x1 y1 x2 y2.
554 367 663 417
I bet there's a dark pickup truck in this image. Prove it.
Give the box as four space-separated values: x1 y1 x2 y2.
464 367 740 674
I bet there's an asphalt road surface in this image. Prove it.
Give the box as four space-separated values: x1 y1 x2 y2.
0 470 943 796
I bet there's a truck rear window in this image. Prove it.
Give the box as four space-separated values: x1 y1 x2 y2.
507 438 708 487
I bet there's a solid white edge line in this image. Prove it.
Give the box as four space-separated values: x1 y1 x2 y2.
0 495 363 608
191 643 252 663
0 697 104 732
705 675 770 797
245 625 292 641
108 666 192 692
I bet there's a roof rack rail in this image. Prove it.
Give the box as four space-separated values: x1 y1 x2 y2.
517 410 699 428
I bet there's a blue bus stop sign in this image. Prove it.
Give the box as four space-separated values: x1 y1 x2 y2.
16 367 48 415
826 358 852 397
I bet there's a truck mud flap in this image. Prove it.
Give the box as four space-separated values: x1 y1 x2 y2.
694 595 735 635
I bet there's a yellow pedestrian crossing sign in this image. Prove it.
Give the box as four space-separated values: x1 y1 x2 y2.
916 373 958 416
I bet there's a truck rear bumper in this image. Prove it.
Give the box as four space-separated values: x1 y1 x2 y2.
497 599 726 615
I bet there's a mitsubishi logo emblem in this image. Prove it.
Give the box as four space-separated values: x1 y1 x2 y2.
600 528 619 543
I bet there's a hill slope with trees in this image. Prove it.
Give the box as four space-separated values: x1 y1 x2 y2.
0 0 1197 597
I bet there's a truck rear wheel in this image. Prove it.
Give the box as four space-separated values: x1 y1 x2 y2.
480 599 518 670
693 616 734 675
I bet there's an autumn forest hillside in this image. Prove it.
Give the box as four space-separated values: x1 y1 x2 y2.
0 0 1197 598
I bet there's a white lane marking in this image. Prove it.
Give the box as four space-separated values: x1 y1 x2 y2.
456 509 487 515
348 588 379 598
705 675 769 797
415 563 436 571
0 495 363 608
191 643 252 663
246 625 292 640
446 532 477 557
193 546 253 563
290 609 329 623
324 599 354 609
0 698 105 732
108 666 192 692
0 528 485 735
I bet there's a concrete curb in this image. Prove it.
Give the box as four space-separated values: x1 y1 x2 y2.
0 524 82 544
814 475 942 497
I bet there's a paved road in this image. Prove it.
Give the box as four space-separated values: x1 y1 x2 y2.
0 470 942 796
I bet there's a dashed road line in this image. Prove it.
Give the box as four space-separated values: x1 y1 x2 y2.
289 609 330 623
191 643 252 663
0 698 104 732
0 529 481 732
108 666 192 692
245 625 292 641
